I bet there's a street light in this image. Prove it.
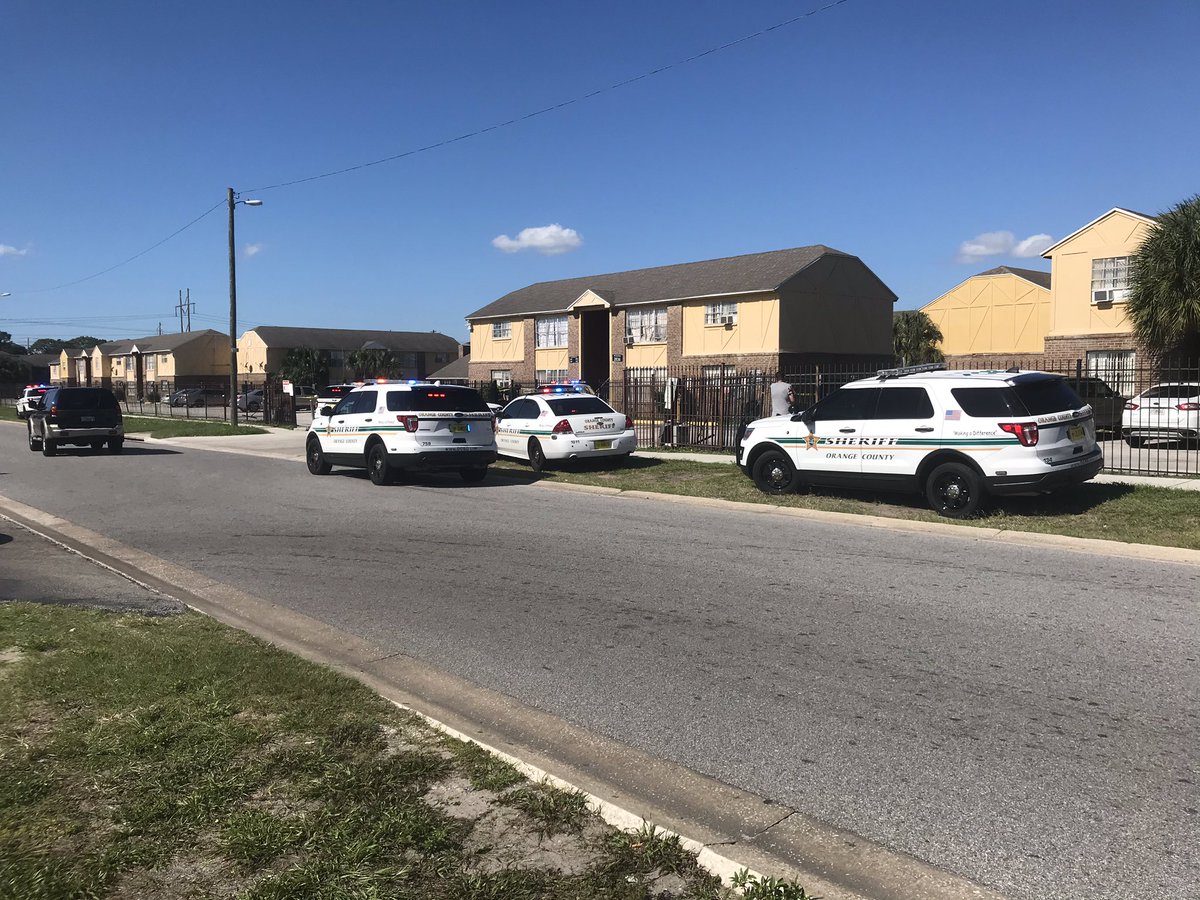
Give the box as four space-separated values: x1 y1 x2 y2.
228 188 262 426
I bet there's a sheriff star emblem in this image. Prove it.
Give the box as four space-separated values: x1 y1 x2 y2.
803 432 821 450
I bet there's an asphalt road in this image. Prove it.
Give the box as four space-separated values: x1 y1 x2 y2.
1 425 1196 900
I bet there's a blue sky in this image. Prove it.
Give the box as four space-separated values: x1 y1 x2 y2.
2 0 1198 347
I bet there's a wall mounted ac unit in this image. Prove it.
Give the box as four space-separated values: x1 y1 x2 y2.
719 315 735 326
623 335 637 346
1092 290 1111 305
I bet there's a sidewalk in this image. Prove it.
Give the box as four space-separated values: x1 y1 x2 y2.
152 429 1200 491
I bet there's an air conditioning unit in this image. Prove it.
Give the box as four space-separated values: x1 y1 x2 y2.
1093 288 1129 305
719 315 735 326
623 335 637 346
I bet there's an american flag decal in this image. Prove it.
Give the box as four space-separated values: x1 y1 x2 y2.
945 409 961 421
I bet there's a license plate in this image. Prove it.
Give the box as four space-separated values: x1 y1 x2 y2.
449 422 468 433
594 439 613 450
82 416 95 423
1068 424 1084 442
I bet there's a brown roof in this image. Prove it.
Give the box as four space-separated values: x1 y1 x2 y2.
975 266 1052 289
428 354 470 381
248 326 459 353
466 245 896 320
102 329 228 355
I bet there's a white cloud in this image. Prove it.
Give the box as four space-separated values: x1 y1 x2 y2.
956 230 1054 264
492 223 582 255
0 244 28 257
244 243 264 257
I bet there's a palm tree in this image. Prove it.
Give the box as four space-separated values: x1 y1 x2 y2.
279 347 327 386
893 311 945 365
1127 194 1200 356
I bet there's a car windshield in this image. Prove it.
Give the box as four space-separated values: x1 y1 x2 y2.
387 387 489 412
1142 384 1200 399
53 389 118 410
545 397 614 415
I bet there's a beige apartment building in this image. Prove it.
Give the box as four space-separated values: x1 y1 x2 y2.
51 330 230 398
237 326 460 384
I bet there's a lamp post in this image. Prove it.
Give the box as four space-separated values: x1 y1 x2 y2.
227 188 262 426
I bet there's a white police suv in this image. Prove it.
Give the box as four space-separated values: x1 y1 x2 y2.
16 384 50 419
306 381 497 484
495 384 636 471
738 364 1104 517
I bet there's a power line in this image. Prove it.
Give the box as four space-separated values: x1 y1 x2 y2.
245 0 851 193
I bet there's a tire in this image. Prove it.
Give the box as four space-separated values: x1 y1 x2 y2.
925 462 985 519
28 423 42 452
42 438 57 457
460 466 488 483
108 438 124 454
752 449 799 494
367 443 393 486
306 437 332 475
1124 434 1142 448
249 401 261 413
91 440 105 451
528 438 548 472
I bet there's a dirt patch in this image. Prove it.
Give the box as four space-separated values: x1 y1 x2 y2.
381 724 452 759
111 851 245 900
424 776 499 820
464 805 608 876
0 646 25 672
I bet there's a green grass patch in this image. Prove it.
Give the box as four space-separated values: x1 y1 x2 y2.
0 602 796 900
123 416 267 438
494 457 1200 550
0 404 19 422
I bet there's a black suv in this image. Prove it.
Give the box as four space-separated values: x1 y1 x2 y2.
27 387 125 456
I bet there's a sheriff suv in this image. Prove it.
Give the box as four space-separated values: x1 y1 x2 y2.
306 381 497 484
27 386 125 456
738 364 1103 518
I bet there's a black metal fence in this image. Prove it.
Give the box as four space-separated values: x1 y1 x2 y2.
116 380 298 427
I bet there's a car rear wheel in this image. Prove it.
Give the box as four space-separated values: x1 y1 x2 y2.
367 443 393 486
460 466 488 483
91 440 105 451
306 437 332 475
42 438 57 457
27 423 42 452
1124 433 1143 448
528 438 548 472
925 462 985 518
751 449 799 494
108 438 124 454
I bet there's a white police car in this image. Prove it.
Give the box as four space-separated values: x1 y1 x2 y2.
306 380 497 484
738 364 1103 517
495 384 636 471
16 384 50 419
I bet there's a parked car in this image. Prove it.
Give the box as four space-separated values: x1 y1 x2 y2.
27 386 124 456
495 385 636 472
292 385 318 411
1121 382 1200 446
16 384 50 419
738 364 1102 518
306 381 496 484
314 383 359 413
236 389 265 413
169 387 226 407
1068 375 1126 434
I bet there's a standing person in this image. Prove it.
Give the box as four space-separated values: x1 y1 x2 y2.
769 378 793 416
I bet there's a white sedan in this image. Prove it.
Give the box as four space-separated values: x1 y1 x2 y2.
495 388 636 471
1121 382 1200 446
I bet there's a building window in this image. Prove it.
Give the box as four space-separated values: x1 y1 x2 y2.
704 301 738 325
627 366 668 383
492 321 512 340
144 354 156 374
434 353 448 364
490 369 512 387
328 350 345 368
536 369 569 383
535 316 568 348
402 352 417 368
1091 256 1132 303
702 365 731 379
625 307 667 344
1086 349 1136 397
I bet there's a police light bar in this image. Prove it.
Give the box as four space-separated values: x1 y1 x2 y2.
876 363 946 380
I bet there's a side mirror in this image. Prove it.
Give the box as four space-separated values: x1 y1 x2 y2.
793 408 815 425
319 405 334 417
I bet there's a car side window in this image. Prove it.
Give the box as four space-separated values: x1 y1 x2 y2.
873 387 934 419
812 387 878 420
352 391 378 414
505 399 536 419
331 395 356 416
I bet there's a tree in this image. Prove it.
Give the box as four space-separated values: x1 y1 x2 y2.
892 311 945 365
0 351 31 382
347 348 405 380
279 347 328 386
28 336 106 355
1127 194 1200 355
0 331 26 355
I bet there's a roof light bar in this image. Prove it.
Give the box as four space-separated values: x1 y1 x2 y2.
876 363 947 380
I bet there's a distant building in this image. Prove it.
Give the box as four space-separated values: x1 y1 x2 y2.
922 266 1052 364
52 330 230 399
238 326 461 384
464 246 897 388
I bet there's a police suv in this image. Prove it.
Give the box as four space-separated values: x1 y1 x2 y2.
738 364 1104 517
306 381 497 485
16 384 49 419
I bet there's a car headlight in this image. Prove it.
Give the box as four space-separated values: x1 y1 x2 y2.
741 427 753 444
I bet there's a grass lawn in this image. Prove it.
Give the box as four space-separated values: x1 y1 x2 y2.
0 603 807 900
123 416 267 438
494 457 1200 550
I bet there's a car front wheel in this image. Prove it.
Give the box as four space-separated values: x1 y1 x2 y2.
367 444 393 486
925 462 985 518
306 437 332 475
751 449 799 494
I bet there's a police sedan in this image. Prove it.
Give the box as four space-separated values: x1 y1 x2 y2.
495 386 636 471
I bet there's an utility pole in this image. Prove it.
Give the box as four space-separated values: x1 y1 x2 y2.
227 187 262 428
175 289 195 332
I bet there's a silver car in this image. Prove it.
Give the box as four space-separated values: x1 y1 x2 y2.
1122 382 1200 446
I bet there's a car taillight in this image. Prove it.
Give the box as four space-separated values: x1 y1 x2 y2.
398 415 419 432
552 419 573 434
1178 402 1199 411
625 415 634 430
491 414 497 432
51 404 58 416
999 421 1039 446
1124 401 1139 410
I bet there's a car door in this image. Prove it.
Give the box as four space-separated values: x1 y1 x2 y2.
855 385 938 483
325 390 377 461
794 386 878 476
496 398 538 458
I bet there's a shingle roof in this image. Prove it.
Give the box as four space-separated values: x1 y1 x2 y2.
248 326 459 353
466 245 894 319
974 266 1052 289
428 354 470 381
102 329 228 355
